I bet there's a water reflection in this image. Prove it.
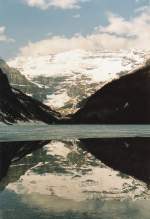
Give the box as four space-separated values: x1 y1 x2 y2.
0 140 50 190
0 138 150 219
80 138 150 183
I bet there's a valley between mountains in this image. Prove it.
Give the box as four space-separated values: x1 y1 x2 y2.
0 49 150 124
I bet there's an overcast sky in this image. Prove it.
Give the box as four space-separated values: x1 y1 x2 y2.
0 0 150 59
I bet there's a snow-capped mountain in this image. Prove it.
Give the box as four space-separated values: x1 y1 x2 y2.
8 49 150 114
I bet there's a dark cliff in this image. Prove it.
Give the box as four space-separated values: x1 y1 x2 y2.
0 68 60 124
71 63 150 124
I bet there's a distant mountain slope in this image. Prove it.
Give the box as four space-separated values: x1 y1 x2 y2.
8 49 149 114
0 68 60 124
1 58 100 114
71 62 150 124
0 59 47 102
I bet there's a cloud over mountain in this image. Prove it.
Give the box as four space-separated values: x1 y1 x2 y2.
17 7 150 57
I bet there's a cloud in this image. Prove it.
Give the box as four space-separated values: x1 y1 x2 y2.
97 8 150 46
18 7 150 57
23 0 88 10
0 26 15 43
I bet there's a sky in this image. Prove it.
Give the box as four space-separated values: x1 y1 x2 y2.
0 0 150 60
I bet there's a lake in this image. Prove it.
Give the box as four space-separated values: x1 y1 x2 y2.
1 125 150 219
1 124 150 141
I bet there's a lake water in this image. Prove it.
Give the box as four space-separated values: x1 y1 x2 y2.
1 124 150 141
1 125 150 219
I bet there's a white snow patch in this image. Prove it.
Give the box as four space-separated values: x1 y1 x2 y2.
8 49 149 83
44 92 70 108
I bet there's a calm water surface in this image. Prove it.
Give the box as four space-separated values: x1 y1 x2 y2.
0 124 150 141
1 125 150 218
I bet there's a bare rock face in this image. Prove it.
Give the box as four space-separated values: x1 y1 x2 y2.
71 64 150 124
0 68 60 124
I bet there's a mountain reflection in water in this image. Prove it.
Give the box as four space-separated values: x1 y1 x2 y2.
80 138 150 183
0 138 150 219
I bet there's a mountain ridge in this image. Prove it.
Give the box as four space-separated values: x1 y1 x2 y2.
0 68 60 124
71 62 150 124
8 49 149 114
0 56 150 124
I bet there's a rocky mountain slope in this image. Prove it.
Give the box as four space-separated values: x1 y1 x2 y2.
1 50 150 124
0 59 48 102
1 58 100 114
0 68 60 124
8 49 149 114
71 62 150 124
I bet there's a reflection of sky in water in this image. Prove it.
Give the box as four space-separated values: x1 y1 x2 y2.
0 140 150 219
